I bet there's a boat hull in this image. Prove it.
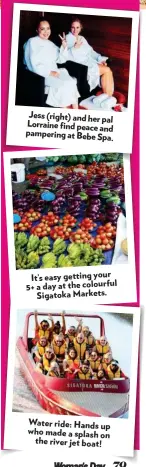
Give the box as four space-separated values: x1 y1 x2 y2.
16 337 129 417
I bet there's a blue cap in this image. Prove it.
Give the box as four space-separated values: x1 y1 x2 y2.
13 213 21 223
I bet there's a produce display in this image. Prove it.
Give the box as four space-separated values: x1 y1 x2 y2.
12 154 125 269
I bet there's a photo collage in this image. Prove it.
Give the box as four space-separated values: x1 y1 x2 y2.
1 0 141 464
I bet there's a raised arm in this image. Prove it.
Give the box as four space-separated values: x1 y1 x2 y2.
61 311 66 334
34 310 39 331
48 314 54 333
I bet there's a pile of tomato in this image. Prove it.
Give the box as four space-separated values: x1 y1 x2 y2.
31 222 51 237
41 211 59 226
60 214 76 227
90 223 116 250
14 217 32 232
50 225 72 240
24 209 41 222
79 218 97 231
70 228 92 244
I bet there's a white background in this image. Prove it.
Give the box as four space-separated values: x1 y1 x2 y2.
1 6 146 467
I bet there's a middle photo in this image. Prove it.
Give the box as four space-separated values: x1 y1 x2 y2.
4 149 136 306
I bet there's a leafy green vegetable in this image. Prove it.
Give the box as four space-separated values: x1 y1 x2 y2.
38 237 50 254
58 254 73 267
27 234 40 253
15 232 28 248
79 192 88 201
41 252 57 268
68 155 78 165
67 243 81 260
90 249 105 265
53 238 66 256
78 155 86 164
26 252 40 269
15 248 28 269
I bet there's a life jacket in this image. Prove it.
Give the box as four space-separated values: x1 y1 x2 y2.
37 344 48 357
53 340 66 358
49 371 59 377
101 362 108 371
89 359 101 371
35 326 51 341
66 356 80 367
106 365 121 380
67 334 75 343
96 341 110 355
78 370 92 380
85 334 95 346
42 355 55 372
73 338 87 360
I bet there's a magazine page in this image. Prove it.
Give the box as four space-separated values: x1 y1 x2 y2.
1 0 144 466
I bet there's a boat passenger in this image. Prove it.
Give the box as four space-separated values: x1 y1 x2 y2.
63 347 80 371
34 311 54 344
105 360 126 380
52 333 67 362
48 361 60 377
89 351 102 372
76 360 93 380
82 326 95 349
42 347 56 374
73 332 88 361
97 369 107 380
95 335 111 356
34 336 48 362
101 351 113 370
53 311 66 337
65 325 77 344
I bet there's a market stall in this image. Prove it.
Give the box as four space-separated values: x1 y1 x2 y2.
12 153 127 270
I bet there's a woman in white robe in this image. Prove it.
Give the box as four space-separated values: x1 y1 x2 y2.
59 18 114 96
24 19 79 108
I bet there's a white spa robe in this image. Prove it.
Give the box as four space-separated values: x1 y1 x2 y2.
65 32 108 91
23 36 79 107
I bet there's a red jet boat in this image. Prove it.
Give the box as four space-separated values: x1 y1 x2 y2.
16 312 130 417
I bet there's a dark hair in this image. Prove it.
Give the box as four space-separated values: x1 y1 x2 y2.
36 17 50 31
83 360 90 367
55 321 61 327
71 17 83 29
40 320 49 326
68 347 77 359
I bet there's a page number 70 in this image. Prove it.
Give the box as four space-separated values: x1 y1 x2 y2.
113 463 127 467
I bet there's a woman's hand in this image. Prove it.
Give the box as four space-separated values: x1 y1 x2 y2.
50 71 60 77
59 32 67 49
74 37 83 49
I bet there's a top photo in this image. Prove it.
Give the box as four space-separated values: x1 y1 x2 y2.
6 4 139 151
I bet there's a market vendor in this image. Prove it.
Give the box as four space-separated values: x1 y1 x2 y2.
33 311 54 345
76 360 93 380
95 335 111 356
105 360 126 380
33 336 49 362
73 332 88 361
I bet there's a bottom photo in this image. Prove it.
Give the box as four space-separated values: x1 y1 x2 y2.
13 309 134 418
